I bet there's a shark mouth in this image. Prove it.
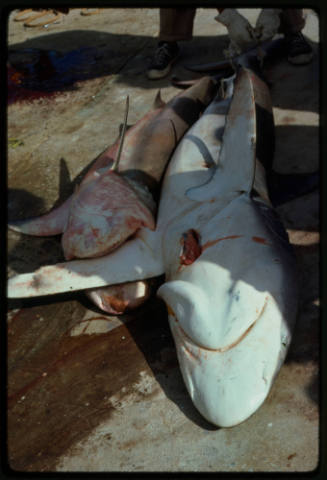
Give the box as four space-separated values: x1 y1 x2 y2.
163 294 287 428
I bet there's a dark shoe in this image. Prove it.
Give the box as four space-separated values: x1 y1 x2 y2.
286 32 313 65
146 41 179 79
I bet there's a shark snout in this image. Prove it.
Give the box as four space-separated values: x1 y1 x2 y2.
158 279 288 427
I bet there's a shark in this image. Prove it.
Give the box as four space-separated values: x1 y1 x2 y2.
8 66 298 427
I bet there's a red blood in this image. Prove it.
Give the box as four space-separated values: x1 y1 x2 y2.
7 66 59 105
180 229 202 265
252 236 269 245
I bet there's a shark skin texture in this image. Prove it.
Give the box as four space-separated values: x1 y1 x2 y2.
8 68 298 427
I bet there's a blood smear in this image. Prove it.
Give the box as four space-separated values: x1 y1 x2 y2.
180 229 202 265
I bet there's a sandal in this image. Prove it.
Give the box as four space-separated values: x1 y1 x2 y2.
24 10 63 28
14 9 63 27
14 9 33 21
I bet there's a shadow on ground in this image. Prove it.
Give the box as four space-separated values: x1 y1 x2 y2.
8 29 319 110
8 30 230 94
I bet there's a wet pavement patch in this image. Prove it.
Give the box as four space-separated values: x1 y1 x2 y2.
7 298 170 472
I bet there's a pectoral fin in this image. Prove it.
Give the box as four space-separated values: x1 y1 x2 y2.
7 230 164 298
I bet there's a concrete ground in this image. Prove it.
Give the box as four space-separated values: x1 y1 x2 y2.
7 8 319 473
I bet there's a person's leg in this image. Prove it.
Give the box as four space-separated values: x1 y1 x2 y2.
147 8 196 79
279 9 306 33
279 9 313 65
158 7 196 42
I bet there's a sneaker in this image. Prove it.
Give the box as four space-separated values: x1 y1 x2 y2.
286 32 313 65
146 41 180 79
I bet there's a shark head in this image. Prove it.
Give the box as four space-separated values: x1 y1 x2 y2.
158 262 296 427
157 194 298 428
164 292 286 427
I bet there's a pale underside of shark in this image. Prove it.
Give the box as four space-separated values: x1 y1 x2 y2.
8 67 298 427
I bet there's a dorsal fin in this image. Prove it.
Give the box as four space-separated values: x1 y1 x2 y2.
186 68 257 203
153 89 166 109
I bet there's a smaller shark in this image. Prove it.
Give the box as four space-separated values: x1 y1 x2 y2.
9 76 216 260
9 76 217 313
